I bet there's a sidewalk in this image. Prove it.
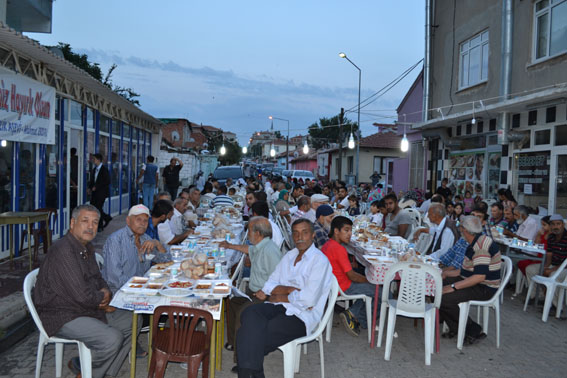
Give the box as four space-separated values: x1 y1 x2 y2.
0 215 566 377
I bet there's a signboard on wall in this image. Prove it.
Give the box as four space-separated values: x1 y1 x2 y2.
448 151 485 197
515 151 550 195
0 68 56 144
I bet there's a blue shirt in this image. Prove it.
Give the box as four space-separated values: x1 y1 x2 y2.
101 226 169 293
146 218 159 240
439 237 468 269
143 163 158 185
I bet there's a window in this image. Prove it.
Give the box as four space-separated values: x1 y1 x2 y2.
347 156 354 174
373 157 382 174
534 0 567 60
459 30 489 89
409 142 424 190
535 129 551 145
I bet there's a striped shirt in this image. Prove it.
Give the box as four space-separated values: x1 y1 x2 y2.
102 226 170 293
461 234 501 291
210 194 234 208
313 221 329 249
547 228 567 267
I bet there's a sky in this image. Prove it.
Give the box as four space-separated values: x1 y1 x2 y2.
27 0 425 145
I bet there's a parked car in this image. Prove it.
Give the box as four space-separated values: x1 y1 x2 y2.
289 170 315 181
282 170 292 182
213 165 244 186
271 167 284 179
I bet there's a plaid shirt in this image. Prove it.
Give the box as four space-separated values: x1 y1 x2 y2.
439 237 468 269
313 221 329 249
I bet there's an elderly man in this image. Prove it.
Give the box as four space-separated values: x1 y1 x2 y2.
525 214 567 306
414 203 458 258
236 219 332 377
34 205 133 378
504 205 540 241
313 204 334 249
186 187 201 212
169 197 188 235
158 199 193 248
440 216 501 344
307 194 329 223
219 217 283 371
102 204 168 294
383 193 413 239
322 216 378 336
290 195 311 224
503 206 518 234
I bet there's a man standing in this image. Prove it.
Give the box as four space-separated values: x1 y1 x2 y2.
370 171 381 187
219 217 282 370
34 205 133 378
236 219 332 378
440 216 501 344
102 204 168 293
88 153 112 231
322 216 377 336
383 193 413 239
137 155 159 209
436 178 452 200
313 204 334 249
162 157 183 199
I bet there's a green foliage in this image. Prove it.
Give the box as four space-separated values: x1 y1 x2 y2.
201 128 242 165
250 143 263 157
56 43 102 81
274 130 283 139
307 114 357 149
103 64 141 106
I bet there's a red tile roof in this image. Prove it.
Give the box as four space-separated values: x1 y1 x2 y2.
359 132 402 148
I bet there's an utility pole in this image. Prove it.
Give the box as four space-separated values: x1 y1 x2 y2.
338 107 344 181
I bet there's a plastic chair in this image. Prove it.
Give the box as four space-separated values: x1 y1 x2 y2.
23 269 92 378
377 262 442 365
456 255 513 350
414 232 434 255
325 285 372 343
278 276 339 378
148 306 213 378
523 258 567 322
95 253 104 271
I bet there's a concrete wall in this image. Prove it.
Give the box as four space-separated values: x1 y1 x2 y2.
329 148 404 183
157 149 200 189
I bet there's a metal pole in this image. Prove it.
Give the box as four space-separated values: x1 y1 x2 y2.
286 119 289 170
356 67 361 185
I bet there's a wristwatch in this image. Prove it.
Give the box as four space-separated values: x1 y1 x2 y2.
451 283 458 290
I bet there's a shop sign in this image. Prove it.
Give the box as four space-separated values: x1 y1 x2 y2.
0 68 55 144
515 151 550 195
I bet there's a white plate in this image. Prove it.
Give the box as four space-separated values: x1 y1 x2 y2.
159 288 192 297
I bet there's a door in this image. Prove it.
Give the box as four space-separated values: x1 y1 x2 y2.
64 128 83 231
383 158 395 193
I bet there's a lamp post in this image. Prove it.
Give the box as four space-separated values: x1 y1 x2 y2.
339 52 361 185
268 116 290 169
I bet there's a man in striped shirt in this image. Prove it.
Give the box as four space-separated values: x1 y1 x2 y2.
210 185 234 208
439 216 501 345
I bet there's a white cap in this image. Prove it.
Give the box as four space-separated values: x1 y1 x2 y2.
311 194 330 203
128 204 150 217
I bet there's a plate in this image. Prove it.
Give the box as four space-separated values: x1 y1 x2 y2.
159 288 192 298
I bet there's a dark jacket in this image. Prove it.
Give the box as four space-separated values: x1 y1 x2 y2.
89 164 111 200
33 232 109 336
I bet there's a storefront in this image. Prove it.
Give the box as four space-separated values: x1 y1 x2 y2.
0 25 162 259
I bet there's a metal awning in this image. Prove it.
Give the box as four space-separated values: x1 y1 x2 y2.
0 22 162 132
412 83 567 131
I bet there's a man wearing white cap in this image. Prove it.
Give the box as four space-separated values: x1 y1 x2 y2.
306 194 329 223
102 204 169 294
525 214 567 306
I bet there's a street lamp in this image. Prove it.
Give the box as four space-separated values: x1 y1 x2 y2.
269 115 290 169
270 143 276 157
348 133 355 149
303 139 309 154
339 52 361 184
220 143 226 156
242 146 248 154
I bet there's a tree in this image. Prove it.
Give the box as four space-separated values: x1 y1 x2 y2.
219 139 242 165
307 113 358 149
274 130 283 139
250 143 263 157
103 64 141 106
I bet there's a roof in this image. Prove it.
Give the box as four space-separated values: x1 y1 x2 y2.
0 22 162 132
396 69 423 113
290 151 317 162
359 132 402 148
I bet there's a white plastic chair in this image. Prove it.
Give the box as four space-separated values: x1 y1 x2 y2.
377 262 442 365
456 255 513 350
414 232 434 255
95 253 104 271
523 258 567 322
278 276 339 378
23 269 92 378
325 285 373 343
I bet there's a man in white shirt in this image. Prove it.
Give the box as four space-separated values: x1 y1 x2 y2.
508 205 541 242
413 203 457 259
251 201 284 248
236 219 332 377
169 198 188 235
290 196 311 224
337 186 349 209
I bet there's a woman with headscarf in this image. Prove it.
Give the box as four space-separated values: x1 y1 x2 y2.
275 189 291 223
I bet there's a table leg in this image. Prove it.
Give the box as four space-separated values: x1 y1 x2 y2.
148 314 154 371
370 284 380 348
210 319 216 378
435 308 440 354
130 313 138 378
216 305 224 371
27 220 32 271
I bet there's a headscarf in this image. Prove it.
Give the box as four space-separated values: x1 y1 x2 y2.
277 189 289 204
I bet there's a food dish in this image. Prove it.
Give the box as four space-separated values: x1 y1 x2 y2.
167 281 193 289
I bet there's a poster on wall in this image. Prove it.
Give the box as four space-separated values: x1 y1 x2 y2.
0 68 56 144
487 152 501 198
448 151 485 197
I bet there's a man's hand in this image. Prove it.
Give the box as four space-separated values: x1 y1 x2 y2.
272 285 300 295
99 288 111 307
442 285 455 295
503 229 514 237
92 186 97 192
254 290 267 300
219 241 231 249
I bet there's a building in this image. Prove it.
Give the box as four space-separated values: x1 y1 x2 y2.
392 70 427 193
414 0 567 216
326 132 403 188
0 23 162 259
290 151 318 173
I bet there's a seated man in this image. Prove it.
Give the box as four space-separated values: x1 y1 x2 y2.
525 214 567 306
236 219 332 378
489 202 506 227
413 203 457 259
219 217 283 370
322 216 378 337
210 185 234 208
146 199 173 240
34 205 133 378
313 204 335 249
383 193 413 239
157 199 193 248
440 216 501 345
102 204 168 293
471 205 494 240
503 206 518 234
250 201 283 249
290 195 311 224
306 193 329 223
504 205 540 241
439 237 470 271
